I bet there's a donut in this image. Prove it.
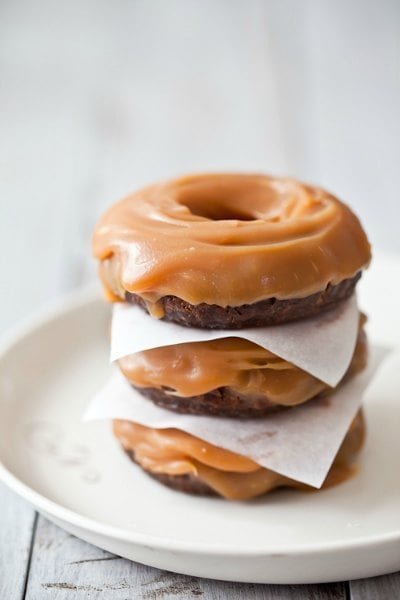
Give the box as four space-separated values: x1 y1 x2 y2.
92 173 371 328
113 410 365 500
118 314 367 418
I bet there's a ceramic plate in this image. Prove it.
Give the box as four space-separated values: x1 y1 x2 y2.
0 254 399 584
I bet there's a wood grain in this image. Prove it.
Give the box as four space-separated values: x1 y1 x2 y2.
0 485 36 600
350 572 400 599
24 517 348 600
305 0 400 251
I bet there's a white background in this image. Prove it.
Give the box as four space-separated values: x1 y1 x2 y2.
1 0 399 332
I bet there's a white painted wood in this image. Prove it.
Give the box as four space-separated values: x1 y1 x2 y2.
262 1 315 180
0 484 36 600
350 572 400 599
305 0 400 251
24 516 346 599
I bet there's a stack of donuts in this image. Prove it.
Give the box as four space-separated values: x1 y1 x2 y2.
92 173 371 500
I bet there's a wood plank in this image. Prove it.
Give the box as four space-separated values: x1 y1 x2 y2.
0 0 114 332
0 484 37 600
25 516 346 599
350 572 400 599
262 1 314 181
305 0 400 252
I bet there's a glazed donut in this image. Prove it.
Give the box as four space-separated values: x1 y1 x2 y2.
118 314 367 418
93 173 371 328
113 410 365 500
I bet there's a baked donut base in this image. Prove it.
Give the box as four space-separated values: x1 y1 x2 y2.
126 451 217 496
134 385 294 418
121 409 365 500
126 273 361 329
130 366 360 419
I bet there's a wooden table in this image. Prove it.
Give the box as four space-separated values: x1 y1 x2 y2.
1 1 399 597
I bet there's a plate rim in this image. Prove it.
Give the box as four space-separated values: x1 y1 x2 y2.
1 459 400 556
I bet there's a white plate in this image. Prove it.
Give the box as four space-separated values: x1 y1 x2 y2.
0 254 400 584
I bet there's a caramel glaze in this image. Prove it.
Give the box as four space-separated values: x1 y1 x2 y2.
92 174 371 310
118 314 367 408
113 410 365 500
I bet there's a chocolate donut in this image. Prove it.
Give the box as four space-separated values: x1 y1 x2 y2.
118 315 367 418
126 274 360 328
93 174 371 328
114 410 365 500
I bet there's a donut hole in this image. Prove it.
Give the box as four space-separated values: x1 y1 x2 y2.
177 182 268 221
182 196 257 221
176 179 298 222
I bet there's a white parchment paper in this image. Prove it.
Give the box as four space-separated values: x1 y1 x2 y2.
111 295 359 387
84 346 386 488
